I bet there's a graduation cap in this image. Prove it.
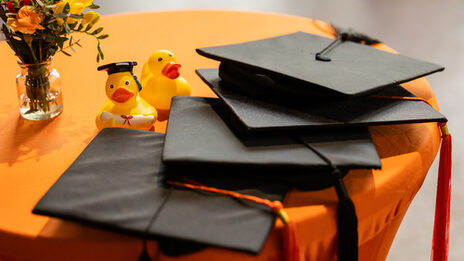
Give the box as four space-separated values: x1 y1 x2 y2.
196 32 444 100
97 61 142 91
33 128 291 258
195 31 451 260
196 68 447 132
162 96 383 260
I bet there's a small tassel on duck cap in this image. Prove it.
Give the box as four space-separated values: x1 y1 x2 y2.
167 180 300 261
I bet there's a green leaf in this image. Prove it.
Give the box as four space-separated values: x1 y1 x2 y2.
96 53 100 62
53 13 68 19
69 14 83 19
63 2 70 14
75 41 82 47
61 50 72 56
91 27 103 35
84 24 92 32
77 24 84 31
36 0 44 7
89 3 100 9
63 23 70 34
97 34 109 40
69 22 78 30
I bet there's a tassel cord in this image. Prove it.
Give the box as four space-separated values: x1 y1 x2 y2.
431 123 452 261
368 95 451 261
166 180 300 261
138 187 173 261
295 137 359 261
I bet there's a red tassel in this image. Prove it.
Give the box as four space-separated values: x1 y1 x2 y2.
283 219 300 261
275 206 300 261
431 124 452 261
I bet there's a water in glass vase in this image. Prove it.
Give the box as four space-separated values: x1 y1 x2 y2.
16 59 63 121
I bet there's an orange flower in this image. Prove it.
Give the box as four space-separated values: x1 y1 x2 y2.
7 6 44 35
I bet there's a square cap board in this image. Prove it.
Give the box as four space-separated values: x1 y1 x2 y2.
33 128 291 255
196 32 444 99
196 69 447 132
162 96 381 188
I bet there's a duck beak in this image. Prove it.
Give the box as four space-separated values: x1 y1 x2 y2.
162 62 181 79
111 88 134 103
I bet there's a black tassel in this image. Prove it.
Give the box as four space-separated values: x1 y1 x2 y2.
316 24 381 62
332 168 358 261
138 240 152 261
331 24 381 45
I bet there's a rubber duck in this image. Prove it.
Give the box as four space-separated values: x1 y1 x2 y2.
140 50 191 121
96 61 157 131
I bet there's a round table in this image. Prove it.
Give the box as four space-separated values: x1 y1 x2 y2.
0 10 442 261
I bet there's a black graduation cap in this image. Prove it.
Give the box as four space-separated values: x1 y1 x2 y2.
163 96 381 178
196 68 447 132
33 128 290 257
162 96 382 260
97 61 142 91
196 32 444 100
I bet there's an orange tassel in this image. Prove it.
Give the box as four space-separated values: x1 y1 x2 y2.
167 180 300 261
432 124 452 261
282 216 300 261
274 204 300 261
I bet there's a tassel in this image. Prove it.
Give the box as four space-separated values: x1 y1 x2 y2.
333 169 358 261
274 203 300 261
138 240 152 261
167 180 300 261
432 124 452 261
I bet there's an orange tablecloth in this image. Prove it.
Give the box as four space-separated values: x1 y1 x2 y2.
0 10 441 261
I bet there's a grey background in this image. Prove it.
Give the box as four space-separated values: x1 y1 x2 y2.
97 1 462 260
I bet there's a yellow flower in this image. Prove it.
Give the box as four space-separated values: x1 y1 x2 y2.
54 0 94 24
81 11 96 25
7 6 45 35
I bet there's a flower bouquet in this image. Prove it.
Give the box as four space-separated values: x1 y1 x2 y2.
0 0 108 120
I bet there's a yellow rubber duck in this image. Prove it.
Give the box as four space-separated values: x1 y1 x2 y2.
140 50 191 121
96 61 157 131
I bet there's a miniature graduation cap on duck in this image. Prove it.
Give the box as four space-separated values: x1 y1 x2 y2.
96 61 157 131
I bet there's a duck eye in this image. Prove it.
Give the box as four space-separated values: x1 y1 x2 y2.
158 57 163 62
169 53 173 57
110 84 114 89
125 80 130 85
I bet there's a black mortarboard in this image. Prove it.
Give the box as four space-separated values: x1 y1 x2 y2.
196 32 444 100
196 69 447 132
163 96 381 178
162 96 380 260
97 61 142 91
33 128 290 257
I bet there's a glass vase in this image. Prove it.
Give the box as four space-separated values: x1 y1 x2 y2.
16 59 63 121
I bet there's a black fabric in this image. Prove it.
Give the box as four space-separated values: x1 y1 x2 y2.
163 97 381 189
33 128 289 256
196 69 447 132
163 97 376 260
197 32 444 100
